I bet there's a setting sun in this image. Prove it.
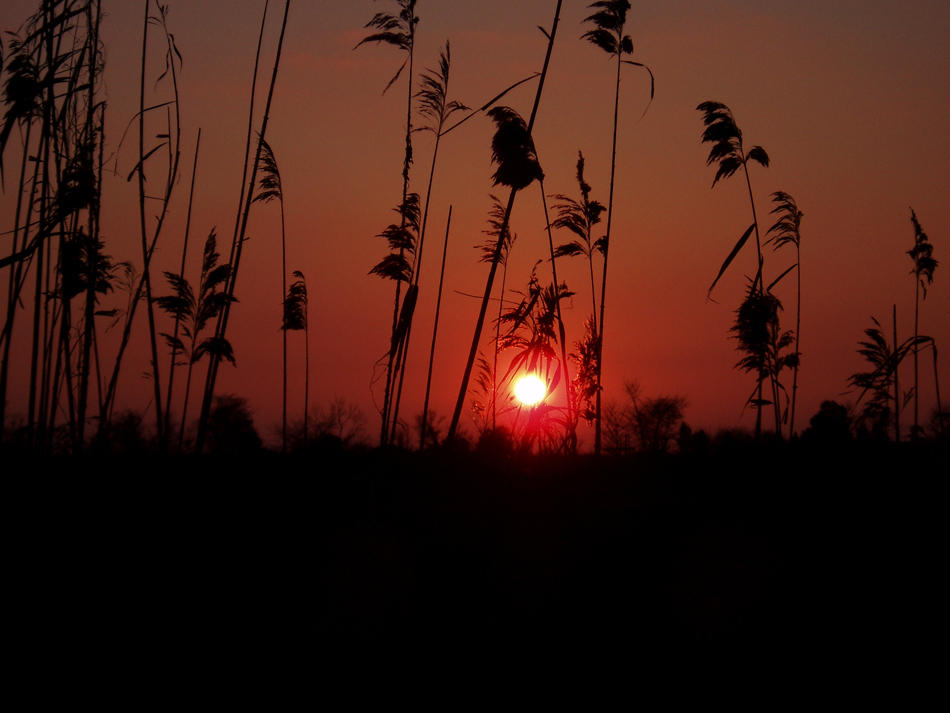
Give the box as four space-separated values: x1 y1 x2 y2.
514 375 546 405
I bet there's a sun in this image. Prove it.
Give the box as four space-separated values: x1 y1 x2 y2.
514 375 546 405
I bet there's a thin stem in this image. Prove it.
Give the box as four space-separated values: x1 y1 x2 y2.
281 193 287 452
539 180 574 450
789 241 801 436
165 128 201 445
595 38 624 456
137 0 165 449
932 343 944 439
303 293 309 446
421 206 452 450
913 273 920 438
741 160 769 437
380 10 417 447
389 110 447 445
196 0 269 452
893 304 900 442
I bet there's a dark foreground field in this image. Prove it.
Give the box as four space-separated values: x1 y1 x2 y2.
7 440 944 678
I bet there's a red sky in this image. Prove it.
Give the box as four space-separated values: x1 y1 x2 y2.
2 0 948 447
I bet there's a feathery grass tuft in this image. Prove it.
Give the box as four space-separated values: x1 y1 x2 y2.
370 193 421 283
416 41 469 136
477 194 517 265
252 135 283 204
156 230 236 366
908 209 937 296
848 317 929 437
487 106 543 191
731 281 797 417
697 101 769 188
908 208 938 437
552 152 605 257
570 316 601 425
767 191 802 249
767 191 803 433
551 151 605 331
582 0 632 57
282 271 307 332
356 0 419 95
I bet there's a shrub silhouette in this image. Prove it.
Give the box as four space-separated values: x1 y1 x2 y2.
802 400 852 448
285 397 368 452
476 425 516 460
206 395 261 455
611 380 688 454
90 410 151 456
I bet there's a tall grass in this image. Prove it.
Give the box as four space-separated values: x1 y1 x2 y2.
476 195 518 431
849 314 929 440
420 207 452 449
730 279 797 429
251 136 289 450
387 40 468 444
163 128 202 442
357 0 419 446
100 0 184 449
0 0 108 452
155 230 235 451
281 270 308 447
766 191 803 435
697 100 774 436
907 208 937 439
582 0 654 455
551 152 605 332
195 0 291 454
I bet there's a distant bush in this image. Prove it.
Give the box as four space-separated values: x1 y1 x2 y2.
928 402 949 442
603 380 688 454
802 400 853 448
677 422 710 457
206 395 262 455
89 410 152 455
476 426 515 459
285 397 369 453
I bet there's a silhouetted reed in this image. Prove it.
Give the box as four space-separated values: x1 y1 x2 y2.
251 135 293 451
155 230 235 452
766 191 803 435
196 0 291 454
357 0 419 447
551 152 605 332
907 209 937 439
0 1 108 453
281 271 309 446
387 40 468 445
848 314 931 441
582 0 654 455
163 128 202 442
697 100 775 437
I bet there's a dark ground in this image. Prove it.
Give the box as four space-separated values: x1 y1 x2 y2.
6 440 944 679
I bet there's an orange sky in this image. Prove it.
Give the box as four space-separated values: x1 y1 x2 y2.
2 0 948 447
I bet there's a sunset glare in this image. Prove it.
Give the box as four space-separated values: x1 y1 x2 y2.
515 376 546 406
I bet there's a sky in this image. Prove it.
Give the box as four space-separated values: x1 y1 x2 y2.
2 0 948 448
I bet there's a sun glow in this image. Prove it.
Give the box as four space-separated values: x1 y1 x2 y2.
514 375 546 405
